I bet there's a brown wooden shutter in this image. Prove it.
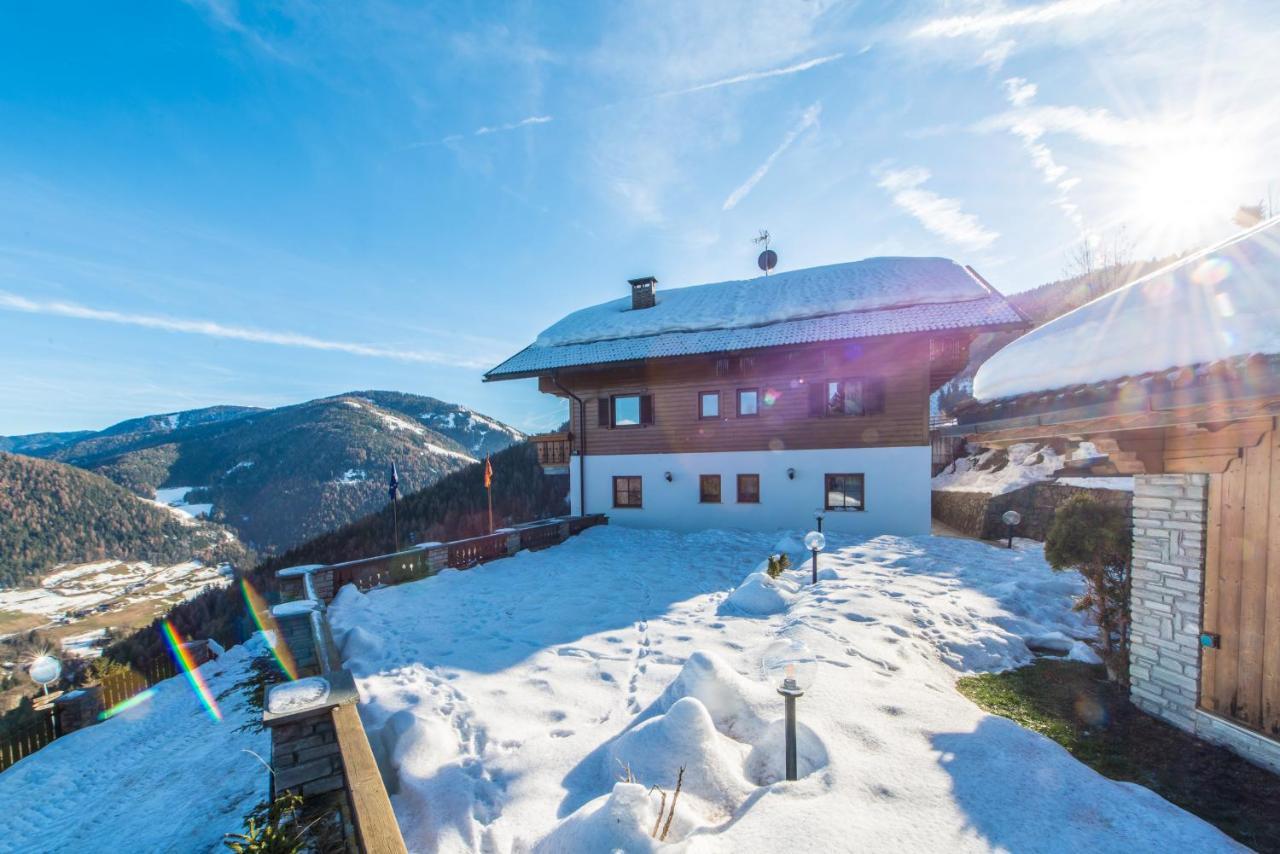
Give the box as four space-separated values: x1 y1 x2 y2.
639 394 654 425
809 382 826 417
867 378 886 415
598 398 611 428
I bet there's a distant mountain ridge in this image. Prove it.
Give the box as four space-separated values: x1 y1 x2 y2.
0 453 246 587
2 391 526 554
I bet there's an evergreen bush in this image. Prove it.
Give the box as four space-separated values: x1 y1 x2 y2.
1044 494 1132 684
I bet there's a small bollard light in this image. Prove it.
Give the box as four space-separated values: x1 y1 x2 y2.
804 530 826 584
764 640 817 782
814 509 825 533
1001 509 1022 549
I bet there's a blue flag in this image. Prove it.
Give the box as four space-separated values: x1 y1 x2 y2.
389 462 399 500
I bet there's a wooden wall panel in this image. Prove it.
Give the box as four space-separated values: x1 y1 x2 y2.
1200 420 1280 738
560 340 931 456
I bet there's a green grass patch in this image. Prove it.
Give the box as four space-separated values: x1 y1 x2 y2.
958 659 1280 852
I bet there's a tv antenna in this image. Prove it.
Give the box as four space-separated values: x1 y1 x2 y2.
754 230 777 275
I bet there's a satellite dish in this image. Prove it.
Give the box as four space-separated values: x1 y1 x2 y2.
758 249 778 272
29 655 61 689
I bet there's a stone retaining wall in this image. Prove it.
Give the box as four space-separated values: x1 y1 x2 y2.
932 482 1133 542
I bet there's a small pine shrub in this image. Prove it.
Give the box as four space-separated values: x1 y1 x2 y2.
765 554 790 579
224 792 305 854
1044 494 1132 684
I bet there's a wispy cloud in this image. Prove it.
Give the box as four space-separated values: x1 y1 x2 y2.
912 0 1119 40
665 53 844 97
0 291 496 369
877 167 999 250
722 102 822 211
996 78 1084 230
182 0 292 63
436 115 554 145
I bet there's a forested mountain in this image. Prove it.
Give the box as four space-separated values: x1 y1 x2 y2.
106 440 567 667
0 453 245 587
2 392 525 555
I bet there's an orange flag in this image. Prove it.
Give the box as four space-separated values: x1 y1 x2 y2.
484 455 493 489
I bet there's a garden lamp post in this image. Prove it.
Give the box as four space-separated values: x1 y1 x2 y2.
814 509 825 533
764 640 816 782
804 530 826 584
1001 509 1022 549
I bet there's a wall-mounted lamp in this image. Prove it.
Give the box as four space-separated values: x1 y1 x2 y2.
786 467 796 480
664 471 673 482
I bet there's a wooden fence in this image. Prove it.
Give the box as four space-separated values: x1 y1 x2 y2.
1 654 179 774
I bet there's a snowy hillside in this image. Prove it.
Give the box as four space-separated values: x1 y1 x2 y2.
329 526 1234 852
0 639 270 851
933 442 1133 494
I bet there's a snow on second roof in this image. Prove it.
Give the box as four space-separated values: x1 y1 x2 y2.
535 257 991 348
973 219 1280 403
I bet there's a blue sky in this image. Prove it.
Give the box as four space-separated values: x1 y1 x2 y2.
2 0 1277 435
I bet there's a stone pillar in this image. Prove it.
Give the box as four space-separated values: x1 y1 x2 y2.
277 564 326 601
54 686 103 735
1128 473 1208 729
272 599 323 678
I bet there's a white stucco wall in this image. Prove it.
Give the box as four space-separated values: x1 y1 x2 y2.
569 446 931 535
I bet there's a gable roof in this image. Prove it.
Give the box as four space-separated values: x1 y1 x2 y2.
486 256 1025 380
971 218 1280 405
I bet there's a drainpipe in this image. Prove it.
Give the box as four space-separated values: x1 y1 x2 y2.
550 372 586 516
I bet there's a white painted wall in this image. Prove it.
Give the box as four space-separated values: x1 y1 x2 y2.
569 446 930 535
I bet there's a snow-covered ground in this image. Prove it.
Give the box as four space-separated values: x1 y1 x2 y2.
330 526 1238 852
152 485 213 520
0 639 270 852
0 558 232 621
933 442 1133 495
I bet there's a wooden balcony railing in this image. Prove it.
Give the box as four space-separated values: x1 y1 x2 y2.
532 432 572 471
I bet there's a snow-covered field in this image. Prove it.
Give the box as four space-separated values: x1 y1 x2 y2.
0 640 270 852
153 485 214 520
0 558 232 621
330 526 1238 853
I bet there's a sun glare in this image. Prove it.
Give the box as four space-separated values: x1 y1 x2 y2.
1127 140 1244 244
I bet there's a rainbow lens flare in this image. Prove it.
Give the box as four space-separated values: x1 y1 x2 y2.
99 687 156 721
242 578 299 681
162 620 222 722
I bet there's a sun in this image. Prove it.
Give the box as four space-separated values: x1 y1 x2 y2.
1125 139 1245 246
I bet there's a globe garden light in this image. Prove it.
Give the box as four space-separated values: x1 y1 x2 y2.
28 654 61 696
763 639 817 782
804 530 826 584
1001 509 1022 549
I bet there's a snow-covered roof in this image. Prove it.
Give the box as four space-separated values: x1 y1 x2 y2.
488 257 1024 379
973 219 1280 403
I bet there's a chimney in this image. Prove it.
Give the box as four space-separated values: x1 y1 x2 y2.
628 276 657 310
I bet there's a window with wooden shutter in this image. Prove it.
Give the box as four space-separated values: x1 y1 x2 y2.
736 473 760 503
639 394 654 425
699 474 721 503
597 398 610 428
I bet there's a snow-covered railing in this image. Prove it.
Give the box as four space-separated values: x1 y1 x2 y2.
277 514 608 605
261 515 607 851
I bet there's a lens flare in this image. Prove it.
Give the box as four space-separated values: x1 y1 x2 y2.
242 578 299 680
162 620 222 722
99 687 156 721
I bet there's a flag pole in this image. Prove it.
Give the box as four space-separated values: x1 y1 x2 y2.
485 455 494 535
389 462 401 552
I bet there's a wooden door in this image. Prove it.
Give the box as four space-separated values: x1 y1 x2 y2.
1200 425 1280 737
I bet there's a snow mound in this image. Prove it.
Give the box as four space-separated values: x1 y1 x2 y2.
654 651 769 741
339 625 385 665
932 442 1065 495
607 697 752 815
533 783 663 854
744 717 830 784
721 571 795 616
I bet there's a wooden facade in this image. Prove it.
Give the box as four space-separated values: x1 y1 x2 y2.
965 405 1280 743
1201 422 1280 736
539 336 960 457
